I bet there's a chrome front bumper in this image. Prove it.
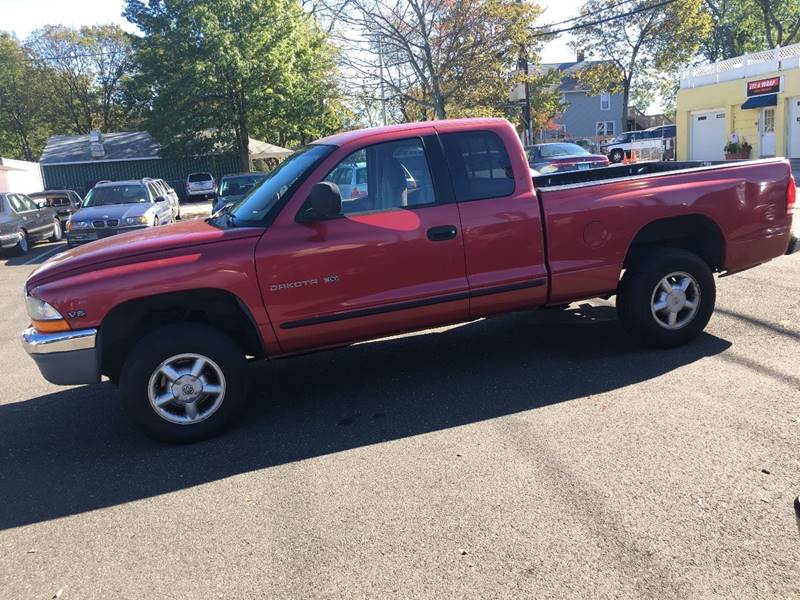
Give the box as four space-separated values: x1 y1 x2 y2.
21 327 101 385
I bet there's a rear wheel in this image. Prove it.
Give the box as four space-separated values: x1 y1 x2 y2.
119 324 250 442
617 249 715 347
610 149 624 163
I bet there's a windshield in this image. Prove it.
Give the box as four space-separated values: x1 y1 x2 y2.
537 143 590 158
219 174 266 197
227 145 335 224
83 185 149 207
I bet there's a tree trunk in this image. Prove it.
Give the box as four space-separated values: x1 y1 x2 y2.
622 79 631 132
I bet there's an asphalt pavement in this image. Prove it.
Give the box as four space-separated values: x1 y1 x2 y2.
0 235 798 599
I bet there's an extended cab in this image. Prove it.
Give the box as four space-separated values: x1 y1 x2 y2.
21 118 798 442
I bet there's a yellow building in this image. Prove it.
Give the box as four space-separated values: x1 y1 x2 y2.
676 44 800 161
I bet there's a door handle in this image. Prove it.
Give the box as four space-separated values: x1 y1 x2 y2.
427 225 457 241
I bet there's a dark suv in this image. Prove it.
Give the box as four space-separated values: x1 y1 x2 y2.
29 190 83 226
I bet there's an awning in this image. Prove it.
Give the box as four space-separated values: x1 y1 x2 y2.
248 138 293 160
741 94 777 109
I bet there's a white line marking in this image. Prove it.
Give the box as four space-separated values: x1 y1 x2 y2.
22 245 63 266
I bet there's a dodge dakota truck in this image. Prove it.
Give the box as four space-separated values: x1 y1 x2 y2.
21 118 798 442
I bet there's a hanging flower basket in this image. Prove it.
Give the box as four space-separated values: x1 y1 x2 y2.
723 139 752 160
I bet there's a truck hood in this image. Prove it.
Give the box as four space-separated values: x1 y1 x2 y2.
71 203 154 221
28 219 264 286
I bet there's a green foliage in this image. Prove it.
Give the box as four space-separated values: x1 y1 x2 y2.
25 24 137 133
574 0 711 130
124 0 347 169
724 137 752 155
0 33 51 161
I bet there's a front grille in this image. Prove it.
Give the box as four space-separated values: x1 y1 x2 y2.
93 220 106 228
107 219 119 228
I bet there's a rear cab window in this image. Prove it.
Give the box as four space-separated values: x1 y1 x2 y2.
440 131 515 201
188 173 212 182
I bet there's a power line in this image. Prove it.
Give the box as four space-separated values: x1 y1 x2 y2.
530 0 677 37
531 0 640 32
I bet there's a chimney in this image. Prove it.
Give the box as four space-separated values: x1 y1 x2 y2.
576 49 585 62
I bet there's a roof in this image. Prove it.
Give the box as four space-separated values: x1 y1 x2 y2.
95 179 148 187
534 60 616 93
40 131 161 165
315 117 511 147
29 190 78 196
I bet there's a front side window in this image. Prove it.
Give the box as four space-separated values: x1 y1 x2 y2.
440 131 515 202
322 138 436 215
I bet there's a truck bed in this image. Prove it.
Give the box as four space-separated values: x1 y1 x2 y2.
533 159 766 190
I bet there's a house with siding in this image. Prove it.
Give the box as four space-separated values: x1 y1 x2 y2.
39 131 241 200
536 52 624 142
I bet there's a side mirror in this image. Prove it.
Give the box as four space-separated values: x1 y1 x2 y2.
299 182 341 222
155 195 166 203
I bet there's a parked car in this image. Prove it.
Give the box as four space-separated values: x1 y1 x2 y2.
65 179 174 248
213 172 268 212
325 161 416 201
526 142 610 174
600 130 664 163
564 138 600 154
646 124 677 139
20 118 798 442
185 172 217 200
150 178 181 220
0 192 62 255
28 190 83 225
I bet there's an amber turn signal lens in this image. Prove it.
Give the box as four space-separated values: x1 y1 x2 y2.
32 319 71 333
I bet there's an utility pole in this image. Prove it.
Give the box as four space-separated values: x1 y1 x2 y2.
377 34 387 126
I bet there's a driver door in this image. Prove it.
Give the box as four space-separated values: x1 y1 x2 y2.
255 133 469 353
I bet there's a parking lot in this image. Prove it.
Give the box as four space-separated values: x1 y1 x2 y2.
0 236 798 598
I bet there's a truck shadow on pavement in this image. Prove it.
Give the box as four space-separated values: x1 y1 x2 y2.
0 305 731 531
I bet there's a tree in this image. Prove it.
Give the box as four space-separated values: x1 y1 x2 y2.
573 0 711 132
701 0 765 61
338 0 559 124
754 0 800 47
25 25 136 133
124 0 347 170
0 33 51 161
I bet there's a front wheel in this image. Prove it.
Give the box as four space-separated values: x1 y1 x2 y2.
609 149 624 163
10 230 29 256
617 249 715 348
119 324 250 442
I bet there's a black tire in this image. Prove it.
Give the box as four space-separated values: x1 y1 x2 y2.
48 218 63 242
10 230 30 256
609 149 624 163
119 323 250 443
617 249 715 348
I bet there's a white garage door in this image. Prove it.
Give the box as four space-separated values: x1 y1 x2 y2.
690 111 726 161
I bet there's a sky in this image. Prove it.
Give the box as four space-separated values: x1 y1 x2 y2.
0 0 582 63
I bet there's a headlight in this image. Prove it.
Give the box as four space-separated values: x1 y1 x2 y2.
67 221 90 231
125 215 149 225
26 294 64 321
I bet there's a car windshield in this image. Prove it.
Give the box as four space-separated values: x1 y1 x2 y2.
219 175 265 197
227 145 335 224
83 185 149 207
188 173 212 182
537 143 590 158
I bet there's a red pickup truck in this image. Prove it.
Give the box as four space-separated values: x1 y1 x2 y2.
21 118 798 441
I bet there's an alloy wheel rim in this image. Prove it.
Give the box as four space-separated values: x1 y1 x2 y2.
54 221 62 241
650 271 701 330
147 353 226 425
19 233 28 252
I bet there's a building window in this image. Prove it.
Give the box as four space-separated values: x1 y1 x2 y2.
596 121 615 136
600 92 611 111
